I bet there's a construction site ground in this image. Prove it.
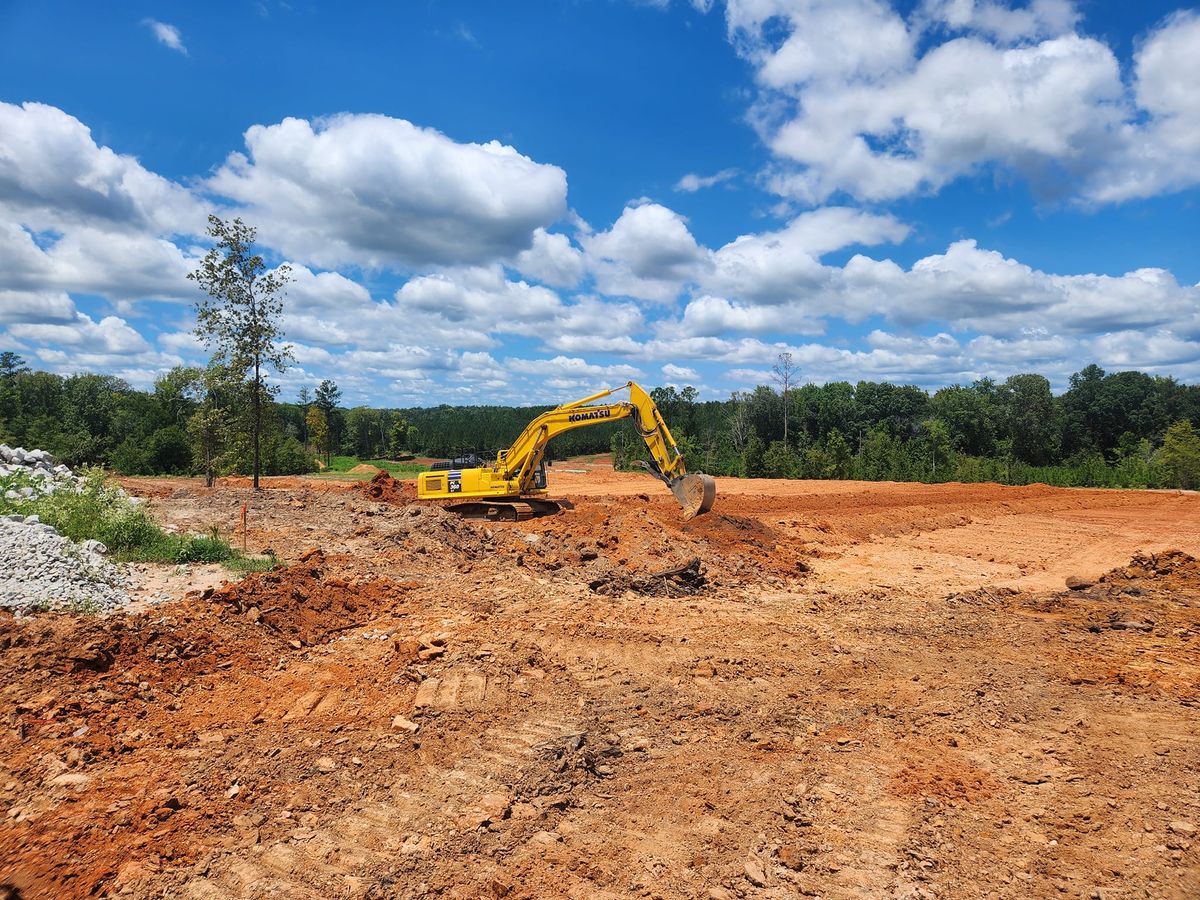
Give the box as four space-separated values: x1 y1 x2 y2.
2 460 1198 899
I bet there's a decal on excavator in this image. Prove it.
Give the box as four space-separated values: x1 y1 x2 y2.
567 409 611 423
448 472 462 493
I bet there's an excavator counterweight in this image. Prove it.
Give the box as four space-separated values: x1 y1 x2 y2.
416 381 716 521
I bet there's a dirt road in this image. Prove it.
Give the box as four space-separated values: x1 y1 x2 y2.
2 468 1197 899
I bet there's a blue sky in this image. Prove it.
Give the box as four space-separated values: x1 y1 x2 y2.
1 0 1198 406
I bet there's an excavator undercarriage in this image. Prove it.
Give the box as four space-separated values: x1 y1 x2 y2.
446 496 566 521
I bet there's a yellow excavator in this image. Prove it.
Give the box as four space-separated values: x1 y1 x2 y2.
416 381 716 521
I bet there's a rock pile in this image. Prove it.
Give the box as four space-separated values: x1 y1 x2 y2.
0 514 131 613
0 444 85 500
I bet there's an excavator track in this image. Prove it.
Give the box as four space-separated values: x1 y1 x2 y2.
446 499 563 521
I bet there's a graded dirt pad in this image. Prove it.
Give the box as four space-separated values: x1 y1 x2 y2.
2 472 1199 899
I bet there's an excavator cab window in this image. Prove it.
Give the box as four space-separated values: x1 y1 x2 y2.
533 461 547 490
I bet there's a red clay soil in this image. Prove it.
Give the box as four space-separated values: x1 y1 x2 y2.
357 471 416 504
2 474 1199 899
0 551 418 898
206 548 417 645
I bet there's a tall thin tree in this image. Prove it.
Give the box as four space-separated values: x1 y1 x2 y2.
772 351 798 446
189 215 292 490
297 385 312 446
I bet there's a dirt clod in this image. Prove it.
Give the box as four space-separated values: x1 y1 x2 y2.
359 470 414 504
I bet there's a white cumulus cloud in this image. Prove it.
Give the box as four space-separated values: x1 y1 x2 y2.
662 363 700 382
1083 10 1200 202
0 101 204 235
919 0 1079 43
513 228 585 288
208 113 568 270
583 202 709 302
723 0 1200 205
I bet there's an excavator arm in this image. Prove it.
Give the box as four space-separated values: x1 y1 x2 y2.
416 381 716 520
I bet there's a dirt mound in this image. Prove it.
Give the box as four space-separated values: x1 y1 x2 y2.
510 498 810 584
204 548 407 645
347 463 382 474
1017 548 1200 702
1100 549 1198 586
359 470 415 504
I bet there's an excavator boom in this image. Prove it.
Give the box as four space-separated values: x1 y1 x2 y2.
416 381 716 520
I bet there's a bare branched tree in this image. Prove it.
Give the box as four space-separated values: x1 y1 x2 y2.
772 351 798 445
728 390 751 452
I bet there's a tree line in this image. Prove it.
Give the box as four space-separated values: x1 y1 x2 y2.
610 361 1200 490
3 347 1199 490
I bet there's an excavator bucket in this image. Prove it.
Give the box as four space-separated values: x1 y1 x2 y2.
669 473 717 521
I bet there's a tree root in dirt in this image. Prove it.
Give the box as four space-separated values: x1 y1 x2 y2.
588 557 706 597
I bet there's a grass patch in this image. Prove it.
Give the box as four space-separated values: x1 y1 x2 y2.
222 555 281 575
317 456 429 479
568 453 611 465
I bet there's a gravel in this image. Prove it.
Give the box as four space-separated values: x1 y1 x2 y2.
0 445 133 614
0 443 86 500
0 514 131 613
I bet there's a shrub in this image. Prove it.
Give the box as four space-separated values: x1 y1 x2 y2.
174 528 234 563
33 468 163 554
0 468 241 565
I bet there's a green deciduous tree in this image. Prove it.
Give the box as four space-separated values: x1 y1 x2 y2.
389 414 410 457
189 215 292 490
306 404 330 467
931 384 995 456
921 418 954 480
998 374 1060 465
154 366 202 428
187 363 240 487
345 406 380 458
1158 420 1200 489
